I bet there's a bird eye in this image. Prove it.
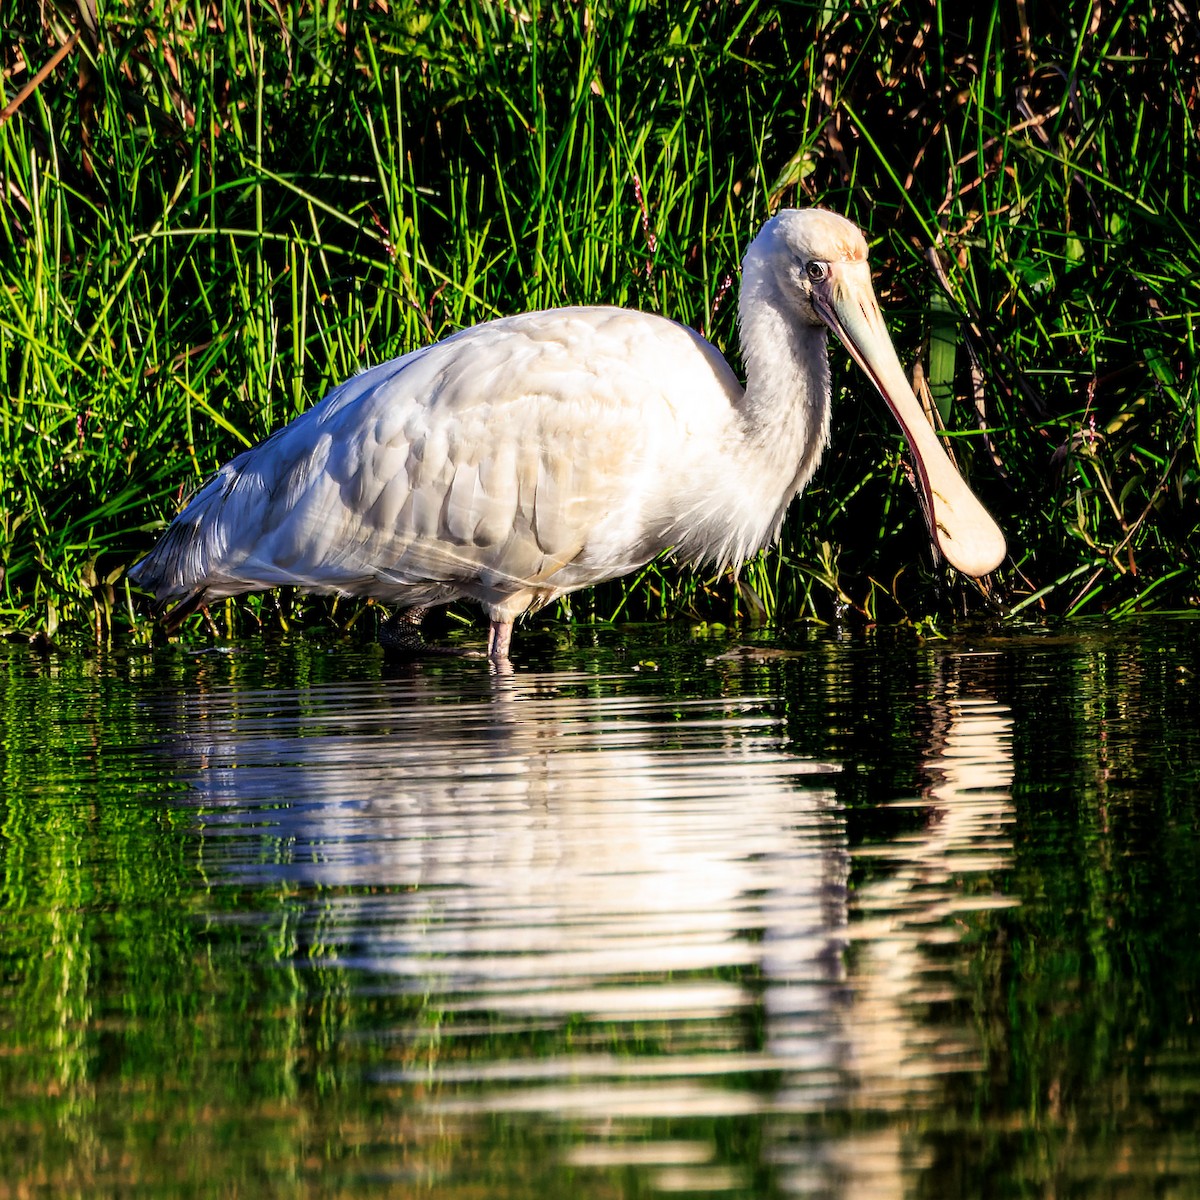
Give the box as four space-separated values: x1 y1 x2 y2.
805 261 829 282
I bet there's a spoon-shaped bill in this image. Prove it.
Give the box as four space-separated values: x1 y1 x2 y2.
814 264 1006 577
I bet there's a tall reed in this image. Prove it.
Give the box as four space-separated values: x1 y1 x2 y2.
1 1 1196 640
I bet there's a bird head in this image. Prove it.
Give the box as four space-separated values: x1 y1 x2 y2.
748 207 1007 579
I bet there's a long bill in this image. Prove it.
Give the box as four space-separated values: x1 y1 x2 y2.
814 263 1006 578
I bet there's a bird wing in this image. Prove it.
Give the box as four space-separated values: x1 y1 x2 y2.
135 308 742 614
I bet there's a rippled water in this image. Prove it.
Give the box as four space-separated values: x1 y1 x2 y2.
3 622 1199 1197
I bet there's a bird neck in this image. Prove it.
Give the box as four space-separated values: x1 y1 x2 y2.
736 267 832 506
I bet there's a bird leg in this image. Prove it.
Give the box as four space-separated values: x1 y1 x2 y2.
487 620 513 660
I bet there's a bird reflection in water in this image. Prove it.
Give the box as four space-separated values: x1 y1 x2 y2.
176 651 1014 1198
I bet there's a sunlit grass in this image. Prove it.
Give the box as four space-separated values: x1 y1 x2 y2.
1 0 1196 641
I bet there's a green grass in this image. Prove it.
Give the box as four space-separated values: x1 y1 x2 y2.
1 0 1197 642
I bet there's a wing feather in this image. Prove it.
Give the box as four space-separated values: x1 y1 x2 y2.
130 307 744 618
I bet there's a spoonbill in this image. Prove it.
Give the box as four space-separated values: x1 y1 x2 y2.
130 208 1005 658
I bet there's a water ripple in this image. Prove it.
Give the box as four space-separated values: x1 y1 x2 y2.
167 654 1014 1148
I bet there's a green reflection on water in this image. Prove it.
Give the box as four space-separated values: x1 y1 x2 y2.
0 652 352 1194
1 623 1198 1198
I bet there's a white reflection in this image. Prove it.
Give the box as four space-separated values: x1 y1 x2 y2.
184 672 847 1039
838 691 1016 1105
768 659 1015 1200
171 648 1014 1199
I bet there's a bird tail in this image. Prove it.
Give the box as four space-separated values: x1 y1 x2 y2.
126 465 246 619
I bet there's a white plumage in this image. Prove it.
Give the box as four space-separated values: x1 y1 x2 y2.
131 208 1005 657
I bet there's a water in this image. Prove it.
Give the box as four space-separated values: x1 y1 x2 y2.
2 621 1199 1198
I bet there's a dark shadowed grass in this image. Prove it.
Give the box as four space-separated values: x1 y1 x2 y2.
1 0 1197 643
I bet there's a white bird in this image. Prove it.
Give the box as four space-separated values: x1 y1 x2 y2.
130 208 1005 658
